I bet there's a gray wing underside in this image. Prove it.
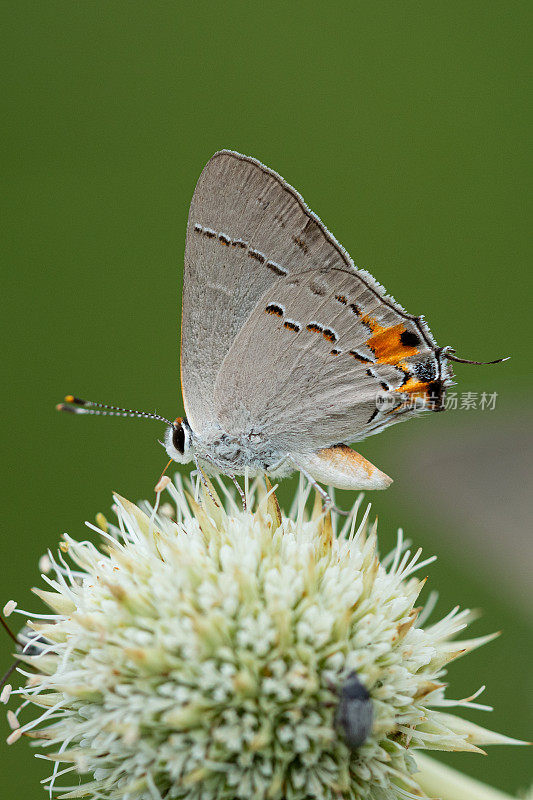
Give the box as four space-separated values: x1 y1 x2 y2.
214 267 452 453
181 150 376 430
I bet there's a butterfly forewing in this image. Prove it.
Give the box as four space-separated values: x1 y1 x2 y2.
182 150 371 431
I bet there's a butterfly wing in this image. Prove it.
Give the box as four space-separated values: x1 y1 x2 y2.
181 150 368 431
213 265 453 453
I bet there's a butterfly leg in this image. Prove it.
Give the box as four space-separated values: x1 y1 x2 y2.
287 456 350 517
228 474 247 511
192 453 220 508
193 451 246 511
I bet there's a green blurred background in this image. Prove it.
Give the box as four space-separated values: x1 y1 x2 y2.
2 1 531 795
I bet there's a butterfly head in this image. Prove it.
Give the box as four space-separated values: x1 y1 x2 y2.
164 417 194 464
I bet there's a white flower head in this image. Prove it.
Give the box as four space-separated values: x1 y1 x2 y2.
4 474 524 799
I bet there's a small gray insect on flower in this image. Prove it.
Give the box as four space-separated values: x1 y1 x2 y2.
334 670 374 749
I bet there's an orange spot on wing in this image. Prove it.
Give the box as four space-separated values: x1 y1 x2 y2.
394 379 444 412
395 378 424 393
363 319 419 365
394 377 430 398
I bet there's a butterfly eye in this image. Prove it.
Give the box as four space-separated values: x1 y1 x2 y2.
164 418 193 465
172 422 186 454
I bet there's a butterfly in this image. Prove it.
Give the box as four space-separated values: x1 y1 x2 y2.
58 150 505 508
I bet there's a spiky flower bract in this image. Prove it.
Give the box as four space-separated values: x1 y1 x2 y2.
4 475 522 800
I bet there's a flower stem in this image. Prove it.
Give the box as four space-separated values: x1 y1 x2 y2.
415 753 517 800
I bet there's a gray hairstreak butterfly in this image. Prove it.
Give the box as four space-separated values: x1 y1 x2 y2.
57 150 507 508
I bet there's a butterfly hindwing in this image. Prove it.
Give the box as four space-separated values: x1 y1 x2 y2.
214 267 453 452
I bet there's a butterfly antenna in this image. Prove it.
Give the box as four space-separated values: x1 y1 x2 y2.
56 395 173 426
441 347 510 366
